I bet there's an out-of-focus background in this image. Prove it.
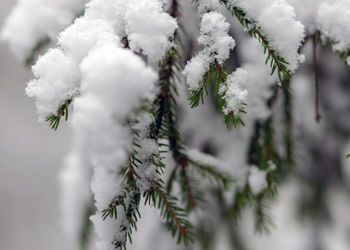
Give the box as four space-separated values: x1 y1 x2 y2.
1 1 350 250
0 2 72 250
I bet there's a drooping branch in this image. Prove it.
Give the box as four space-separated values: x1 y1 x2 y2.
312 34 322 123
218 1 292 82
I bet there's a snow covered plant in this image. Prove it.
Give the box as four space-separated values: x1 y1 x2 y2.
3 0 350 249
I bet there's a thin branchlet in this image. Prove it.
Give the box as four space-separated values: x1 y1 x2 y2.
45 99 72 130
218 1 292 81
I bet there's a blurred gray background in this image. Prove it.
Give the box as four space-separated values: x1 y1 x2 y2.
1 1 350 250
0 1 72 250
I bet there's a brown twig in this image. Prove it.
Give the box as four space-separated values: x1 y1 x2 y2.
312 34 322 123
155 184 188 237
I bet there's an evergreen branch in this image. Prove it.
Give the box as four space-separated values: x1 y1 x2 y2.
45 99 72 130
230 185 251 220
219 1 292 82
179 167 201 210
101 117 162 249
312 34 322 122
145 182 194 245
196 221 216 250
25 37 50 67
166 167 178 193
112 191 141 250
187 158 234 189
214 188 247 250
282 80 295 167
254 194 274 233
156 43 200 210
102 192 127 220
188 61 246 128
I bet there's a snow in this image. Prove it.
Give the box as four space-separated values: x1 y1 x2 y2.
1 0 86 60
229 0 305 73
59 151 92 246
183 11 235 91
187 148 230 171
26 48 80 121
58 17 116 61
248 165 268 195
257 1 305 72
286 0 320 33
198 12 236 64
79 40 157 119
125 0 177 63
248 161 276 195
73 39 158 249
317 1 350 53
219 68 248 115
4 0 350 249
183 53 211 91
197 0 222 15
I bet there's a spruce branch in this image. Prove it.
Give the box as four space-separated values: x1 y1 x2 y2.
112 191 141 250
179 167 198 209
312 34 322 123
187 158 234 189
144 182 194 245
25 37 50 67
218 1 292 82
254 194 274 233
188 61 246 128
45 99 72 130
282 80 295 167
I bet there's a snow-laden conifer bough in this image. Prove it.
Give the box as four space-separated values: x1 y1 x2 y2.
2 0 350 249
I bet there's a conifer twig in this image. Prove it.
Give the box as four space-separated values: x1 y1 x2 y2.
312 34 322 123
218 1 292 82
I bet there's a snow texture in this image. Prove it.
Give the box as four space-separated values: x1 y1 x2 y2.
248 161 275 195
219 68 248 115
248 166 268 195
317 1 350 54
72 39 158 249
125 0 178 63
229 0 305 72
24 0 177 122
1 0 86 60
184 11 235 91
26 48 80 121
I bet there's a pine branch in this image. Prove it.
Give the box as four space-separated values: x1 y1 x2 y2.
45 99 72 130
